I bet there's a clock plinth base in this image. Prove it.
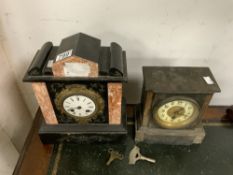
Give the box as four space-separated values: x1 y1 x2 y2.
135 104 206 145
135 123 206 145
39 117 127 144
38 101 127 144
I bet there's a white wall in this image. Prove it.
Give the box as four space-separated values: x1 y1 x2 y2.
1 0 233 116
0 45 32 151
0 129 19 175
0 45 32 174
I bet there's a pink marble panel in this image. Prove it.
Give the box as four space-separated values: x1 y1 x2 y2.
32 83 58 124
108 83 122 124
52 56 99 77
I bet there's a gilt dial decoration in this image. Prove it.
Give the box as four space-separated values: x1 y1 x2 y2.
55 85 104 123
153 97 200 129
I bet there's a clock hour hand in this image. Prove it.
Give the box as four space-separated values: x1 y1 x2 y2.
177 108 184 115
67 107 76 111
171 113 179 120
171 108 185 120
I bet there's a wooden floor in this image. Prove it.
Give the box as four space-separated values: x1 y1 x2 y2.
13 105 229 175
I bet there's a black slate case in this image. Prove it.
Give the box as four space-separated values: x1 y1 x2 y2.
23 33 128 143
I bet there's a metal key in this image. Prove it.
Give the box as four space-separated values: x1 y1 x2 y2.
129 146 156 165
106 148 124 166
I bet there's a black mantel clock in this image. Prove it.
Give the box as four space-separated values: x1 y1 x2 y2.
135 66 221 145
23 33 128 144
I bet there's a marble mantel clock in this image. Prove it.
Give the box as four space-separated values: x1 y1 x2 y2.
23 33 127 143
135 66 221 145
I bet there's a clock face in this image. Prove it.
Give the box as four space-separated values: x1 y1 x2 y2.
63 95 96 117
153 97 200 129
55 85 104 123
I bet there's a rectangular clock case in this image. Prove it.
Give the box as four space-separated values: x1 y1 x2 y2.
23 33 128 143
135 66 221 145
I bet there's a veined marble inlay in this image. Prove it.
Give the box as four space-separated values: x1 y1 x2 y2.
32 82 58 124
52 56 98 77
108 83 122 124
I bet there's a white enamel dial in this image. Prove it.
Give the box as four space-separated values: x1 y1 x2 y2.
63 95 96 117
154 98 200 129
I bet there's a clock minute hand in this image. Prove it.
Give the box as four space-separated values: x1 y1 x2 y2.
171 113 178 120
67 107 76 111
171 109 184 120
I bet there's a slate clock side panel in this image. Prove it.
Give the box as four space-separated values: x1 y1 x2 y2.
141 91 154 127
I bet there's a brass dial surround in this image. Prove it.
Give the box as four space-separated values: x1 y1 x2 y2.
153 97 200 129
55 85 104 123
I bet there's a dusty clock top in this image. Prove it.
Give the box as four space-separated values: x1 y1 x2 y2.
24 33 128 82
143 66 221 94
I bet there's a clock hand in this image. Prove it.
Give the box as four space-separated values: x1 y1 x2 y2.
171 113 179 120
172 113 189 120
67 107 76 111
171 109 185 120
171 115 176 120
177 108 184 114
183 114 189 117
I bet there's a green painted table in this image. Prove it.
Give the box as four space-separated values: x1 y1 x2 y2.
48 122 233 175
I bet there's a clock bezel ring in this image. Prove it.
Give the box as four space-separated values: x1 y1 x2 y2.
55 85 104 123
153 96 200 129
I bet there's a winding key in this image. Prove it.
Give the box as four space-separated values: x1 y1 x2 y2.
106 148 124 166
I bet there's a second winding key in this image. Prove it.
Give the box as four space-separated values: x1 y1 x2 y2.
106 148 124 166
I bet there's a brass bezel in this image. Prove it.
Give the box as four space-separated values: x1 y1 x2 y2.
153 96 200 129
55 85 104 123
